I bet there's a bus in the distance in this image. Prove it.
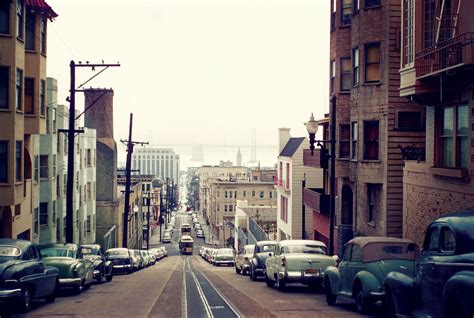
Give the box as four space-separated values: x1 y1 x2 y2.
181 223 192 236
179 235 194 254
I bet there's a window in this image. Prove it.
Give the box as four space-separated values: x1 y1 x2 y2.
351 245 362 261
280 196 288 223
252 191 256 197
404 0 414 65
0 67 7 109
51 201 56 225
365 43 380 82
351 122 358 160
424 0 436 48
365 0 380 7
286 163 290 189
217 204 220 212
229 205 233 212
339 124 350 158
40 17 46 54
243 190 246 197
352 47 359 86
331 0 336 30
224 191 228 198
259 191 264 199
424 227 439 252
439 105 469 168
364 121 379 160
86 149 91 167
440 227 456 252
16 69 22 111
24 78 34 114
52 154 56 176
341 0 352 25
0 1 10 34
340 58 351 91
342 244 352 261
87 216 91 233
330 60 336 94
353 0 360 13
40 155 48 179
16 0 23 39
25 13 35 50
33 208 39 234
234 191 237 198
397 111 423 130
229 191 233 198
224 205 228 212
367 184 376 223
0 141 7 182
34 155 38 181
40 202 48 225
40 80 45 116
15 141 21 181
269 191 273 198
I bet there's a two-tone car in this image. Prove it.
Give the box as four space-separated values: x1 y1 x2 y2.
38 243 94 294
249 240 277 281
235 244 255 275
105 248 134 274
213 248 235 266
81 244 113 284
324 237 416 314
265 240 337 291
0 239 59 313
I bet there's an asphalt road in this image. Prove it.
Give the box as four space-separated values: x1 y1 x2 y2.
8 212 377 318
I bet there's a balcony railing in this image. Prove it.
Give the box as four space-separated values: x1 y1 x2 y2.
303 149 322 168
273 177 290 191
415 32 474 79
303 188 329 214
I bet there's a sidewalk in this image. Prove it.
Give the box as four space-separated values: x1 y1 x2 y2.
198 211 213 245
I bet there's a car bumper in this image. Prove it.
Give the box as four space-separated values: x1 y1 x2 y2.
0 288 22 299
214 260 234 265
112 264 132 272
369 290 386 301
278 270 323 283
59 278 82 288
242 264 250 272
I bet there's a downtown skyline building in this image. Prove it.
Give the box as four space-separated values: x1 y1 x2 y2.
132 148 180 183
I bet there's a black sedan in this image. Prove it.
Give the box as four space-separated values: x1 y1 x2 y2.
0 239 59 313
81 244 113 283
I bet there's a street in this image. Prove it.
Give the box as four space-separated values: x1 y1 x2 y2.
9 212 380 318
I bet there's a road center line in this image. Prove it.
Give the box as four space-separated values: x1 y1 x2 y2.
190 270 213 318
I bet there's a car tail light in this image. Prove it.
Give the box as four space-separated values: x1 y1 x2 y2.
281 257 286 267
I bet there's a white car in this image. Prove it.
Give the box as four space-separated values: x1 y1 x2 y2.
162 233 172 243
195 224 202 230
196 230 204 238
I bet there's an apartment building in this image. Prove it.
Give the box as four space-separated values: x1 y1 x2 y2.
276 128 323 241
0 0 57 240
399 0 474 245
329 0 425 251
132 148 180 183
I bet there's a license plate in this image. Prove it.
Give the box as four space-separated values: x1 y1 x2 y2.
305 268 317 274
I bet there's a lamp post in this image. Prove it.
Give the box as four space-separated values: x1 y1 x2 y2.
133 205 139 249
146 193 151 250
305 96 337 256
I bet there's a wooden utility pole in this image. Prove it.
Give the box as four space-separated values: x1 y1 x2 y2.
121 113 148 248
64 60 120 243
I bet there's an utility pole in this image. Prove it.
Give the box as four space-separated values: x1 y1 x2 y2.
146 194 151 250
302 174 306 240
121 113 148 248
159 191 163 242
64 60 120 243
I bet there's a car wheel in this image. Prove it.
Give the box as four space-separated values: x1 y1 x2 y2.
324 279 337 306
235 266 241 274
276 275 286 291
355 287 370 314
250 267 257 281
73 280 85 295
106 274 113 282
16 287 32 313
265 274 275 288
384 287 396 318
44 280 58 304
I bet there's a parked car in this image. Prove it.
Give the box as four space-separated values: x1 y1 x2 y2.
324 237 416 314
385 211 474 318
0 239 59 313
159 246 168 257
105 248 134 274
235 244 255 275
207 248 217 263
194 224 202 231
196 229 204 238
39 243 94 294
133 250 145 269
265 240 337 291
81 244 113 283
214 248 235 266
163 232 172 243
249 240 277 281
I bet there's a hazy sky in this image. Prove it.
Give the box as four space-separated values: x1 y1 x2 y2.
46 0 330 148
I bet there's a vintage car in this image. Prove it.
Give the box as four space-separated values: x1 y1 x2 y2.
385 210 474 318
235 244 255 275
39 243 94 294
249 240 277 281
81 244 113 283
324 237 416 314
265 240 337 291
213 248 235 266
0 239 59 313
105 248 134 274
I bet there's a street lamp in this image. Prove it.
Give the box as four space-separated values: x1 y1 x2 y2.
305 96 337 256
133 205 139 249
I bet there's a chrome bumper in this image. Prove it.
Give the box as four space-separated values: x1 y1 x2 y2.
59 278 82 287
278 269 323 283
0 288 22 298
215 260 234 265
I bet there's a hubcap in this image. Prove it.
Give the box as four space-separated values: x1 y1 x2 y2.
356 292 363 311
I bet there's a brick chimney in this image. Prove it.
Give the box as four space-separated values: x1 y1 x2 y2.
279 128 291 154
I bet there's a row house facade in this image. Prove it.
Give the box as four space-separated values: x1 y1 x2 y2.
276 128 323 241
329 0 425 254
399 0 474 245
0 0 57 240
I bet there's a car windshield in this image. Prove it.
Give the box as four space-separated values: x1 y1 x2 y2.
257 244 276 253
218 249 234 255
0 246 21 261
281 244 327 255
82 247 99 255
106 249 128 256
40 247 75 258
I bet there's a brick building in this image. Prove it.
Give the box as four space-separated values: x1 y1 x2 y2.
399 0 474 245
329 0 425 254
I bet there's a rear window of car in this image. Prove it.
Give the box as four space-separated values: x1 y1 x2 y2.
282 244 327 255
106 249 128 256
245 246 255 254
258 244 276 253
218 249 234 255
40 247 75 258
